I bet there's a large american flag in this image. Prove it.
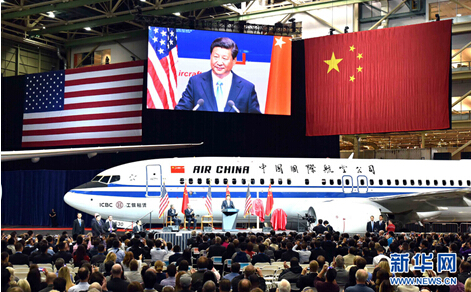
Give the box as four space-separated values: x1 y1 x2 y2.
244 185 253 217
21 61 144 148
147 27 178 110
159 184 170 219
205 184 212 215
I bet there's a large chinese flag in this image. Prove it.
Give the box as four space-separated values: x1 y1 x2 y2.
265 185 274 216
305 21 452 136
181 184 189 213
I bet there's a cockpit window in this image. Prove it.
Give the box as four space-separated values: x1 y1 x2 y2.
100 176 111 183
92 176 102 182
109 176 120 183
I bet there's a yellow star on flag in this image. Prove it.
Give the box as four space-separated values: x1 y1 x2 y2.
357 66 363 72
349 75 355 82
349 45 355 52
357 53 363 60
324 52 343 74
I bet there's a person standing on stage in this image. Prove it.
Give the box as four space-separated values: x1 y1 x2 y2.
49 209 58 227
91 214 104 236
133 220 145 234
72 213 85 236
185 204 197 230
221 194 235 210
106 215 117 235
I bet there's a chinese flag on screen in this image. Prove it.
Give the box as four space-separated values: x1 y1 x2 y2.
265 36 291 115
304 20 452 136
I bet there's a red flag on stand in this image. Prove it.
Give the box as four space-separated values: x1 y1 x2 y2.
265 36 292 115
265 185 274 216
304 21 452 136
181 184 189 213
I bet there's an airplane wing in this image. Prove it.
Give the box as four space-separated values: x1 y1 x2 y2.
1 142 204 162
369 188 471 214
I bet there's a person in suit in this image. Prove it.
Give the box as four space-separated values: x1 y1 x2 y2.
185 205 197 230
281 242 299 262
345 269 374 292
366 216 376 233
9 243 30 266
51 241 73 264
72 213 85 236
105 216 117 235
91 214 104 237
132 220 145 234
251 244 271 266
107 264 130 292
175 37 261 114
376 215 386 232
221 194 235 210
207 236 226 259
297 260 319 290
168 205 181 227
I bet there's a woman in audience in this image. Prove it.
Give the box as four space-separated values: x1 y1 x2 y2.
178 260 189 273
123 251 135 271
26 268 46 292
377 260 392 277
18 279 32 292
125 260 142 283
58 266 75 292
104 252 117 264
465 278 471 292
175 271 187 292
375 269 390 292
73 245 89 266
127 281 144 292
245 243 255 259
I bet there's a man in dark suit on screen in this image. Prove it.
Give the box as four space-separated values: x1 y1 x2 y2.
221 194 235 210
366 215 376 233
175 37 261 114
72 213 85 236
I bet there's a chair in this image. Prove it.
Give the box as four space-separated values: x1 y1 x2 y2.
271 262 285 268
15 271 29 280
240 262 250 270
201 215 213 230
211 256 223 266
261 267 278 279
37 263 54 272
254 262 269 269
223 259 231 276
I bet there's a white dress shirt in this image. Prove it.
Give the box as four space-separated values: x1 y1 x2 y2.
212 71 233 112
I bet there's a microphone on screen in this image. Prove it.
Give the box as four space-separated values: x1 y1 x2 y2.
193 99 204 111
227 100 240 113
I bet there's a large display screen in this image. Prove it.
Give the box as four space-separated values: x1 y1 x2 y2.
147 27 291 115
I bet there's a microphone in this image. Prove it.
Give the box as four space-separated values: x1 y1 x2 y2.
193 99 204 111
227 100 240 113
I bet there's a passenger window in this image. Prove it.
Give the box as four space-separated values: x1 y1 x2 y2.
410 180 415 186
242 179 247 185
206 178 210 185
395 179 399 186
189 178 193 184
260 179 265 185
110 175 120 183
387 179 391 186
305 179 309 185
92 176 102 182
450 180 454 186
418 180 422 186
337 179 342 185
403 179 407 186
369 179 374 186
223 178 228 184
468 180 470 186
379 179 384 185
232 178 237 185
287 179 292 185
322 179 326 185
458 180 462 186
215 178 220 184
251 178 255 185
330 179 334 185
360 179 365 186
426 180 430 186
442 180 446 186
345 179 350 186
100 176 111 183
180 178 185 185
197 178 202 185
434 180 438 186
270 178 274 185
278 179 282 185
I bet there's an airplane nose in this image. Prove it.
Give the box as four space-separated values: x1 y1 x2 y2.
64 191 77 209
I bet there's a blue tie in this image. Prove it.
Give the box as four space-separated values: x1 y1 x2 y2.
216 80 224 111
79 220 81 226
371 222 374 229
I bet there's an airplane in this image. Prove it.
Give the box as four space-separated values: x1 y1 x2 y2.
64 156 471 233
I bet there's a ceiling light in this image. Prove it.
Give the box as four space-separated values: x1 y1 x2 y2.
47 11 55 18
174 12 181 16
84 27 92 31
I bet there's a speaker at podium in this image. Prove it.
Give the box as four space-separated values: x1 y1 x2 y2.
222 208 239 231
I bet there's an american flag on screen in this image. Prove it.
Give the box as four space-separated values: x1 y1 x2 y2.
244 185 253 217
205 184 212 215
21 61 144 148
147 27 178 110
159 183 170 219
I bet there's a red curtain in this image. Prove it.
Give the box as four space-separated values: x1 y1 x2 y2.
304 20 452 136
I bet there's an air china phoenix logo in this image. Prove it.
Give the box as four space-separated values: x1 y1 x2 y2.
171 166 185 173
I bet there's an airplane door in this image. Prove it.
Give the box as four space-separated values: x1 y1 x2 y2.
342 175 353 193
146 164 162 197
357 175 368 194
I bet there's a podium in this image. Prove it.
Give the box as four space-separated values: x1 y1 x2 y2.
222 208 239 231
